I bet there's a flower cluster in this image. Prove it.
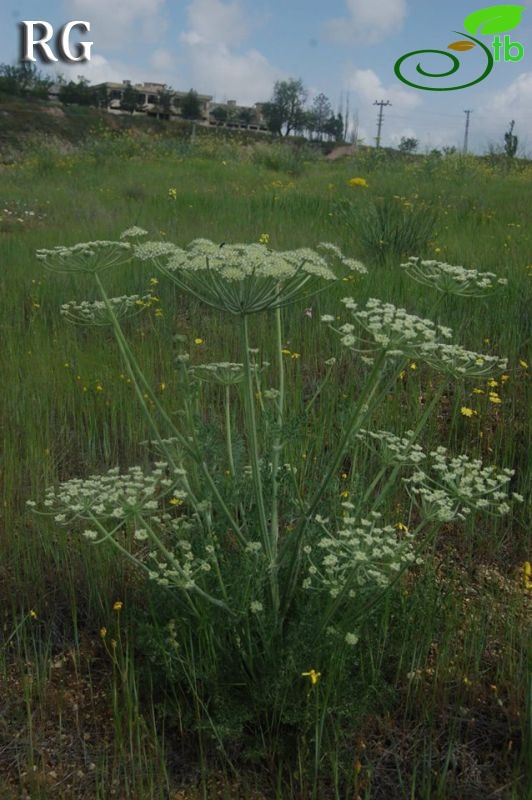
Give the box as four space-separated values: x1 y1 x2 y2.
60 294 152 326
146 517 215 591
303 509 419 598
322 298 507 376
404 447 522 522
134 238 364 314
357 428 426 466
401 257 508 297
133 241 179 261
188 362 247 386
120 226 148 239
27 463 186 531
36 241 132 274
164 240 339 281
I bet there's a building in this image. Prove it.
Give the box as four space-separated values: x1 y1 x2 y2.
90 81 268 131
93 80 213 122
208 99 268 132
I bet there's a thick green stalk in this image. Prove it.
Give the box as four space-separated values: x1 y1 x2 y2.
269 305 285 576
224 385 236 478
240 314 278 612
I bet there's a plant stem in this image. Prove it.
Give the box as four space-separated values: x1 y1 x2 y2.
240 314 278 613
269 305 285 588
224 385 236 478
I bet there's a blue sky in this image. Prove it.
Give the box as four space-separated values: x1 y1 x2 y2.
1 0 531 153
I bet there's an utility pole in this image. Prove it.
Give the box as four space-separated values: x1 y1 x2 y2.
463 109 472 154
374 100 391 148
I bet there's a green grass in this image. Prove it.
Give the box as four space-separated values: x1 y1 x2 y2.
0 137 530 799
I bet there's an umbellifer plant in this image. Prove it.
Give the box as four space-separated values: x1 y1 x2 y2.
30 232 521 795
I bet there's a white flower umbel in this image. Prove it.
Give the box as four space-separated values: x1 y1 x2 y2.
135 238 363 314
60 294 152 326
28 463 186 530
401 257 508 297
357 428 426 466
404 447 522 522
303 510 418 599
120 226 148 239
188 362 248 386
133 241 179 261
324 298 507 377
36 241 133 274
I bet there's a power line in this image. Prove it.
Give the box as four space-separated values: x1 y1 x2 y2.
463 109 473 153
373 100 391 148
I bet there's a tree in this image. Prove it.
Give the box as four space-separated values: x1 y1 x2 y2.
239 108 254 127
58 76 93 106
398 136 419 153
504 120 518 158
0 62 52 98
322 113 344 143
93 83 109 109
181 89 202 120
121 84 140 114
263 78 307 137
156 87 173 119
211 105 228 124
310 93 333 141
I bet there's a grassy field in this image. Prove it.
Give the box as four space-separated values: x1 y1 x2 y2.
0 129 530 799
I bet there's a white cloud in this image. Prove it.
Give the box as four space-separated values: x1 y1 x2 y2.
346 67 421 110
326 0 407 45
52 53 147 85
486 72 532 147
184 0 249 47
150 48 176 73
180 0 281 103
66 0 166 47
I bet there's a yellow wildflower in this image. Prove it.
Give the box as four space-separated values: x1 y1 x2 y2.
472 388 484 395
168 188 177 200
488 393 502 404
340 490 350 499
487 379 498 388
258 233 270 245
395 522 409 532
29 609 38 619
460 406 477 417
95 383 103 392
169 497 183 507
523 561 532 590
100 627 107 638
409 362 417 370
194 337 204 345
519 359 528 369
159 382 167 391
149 277 159 286
291 352 301 360
113 600 123 612
348 177 368 188
301 669 321 685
